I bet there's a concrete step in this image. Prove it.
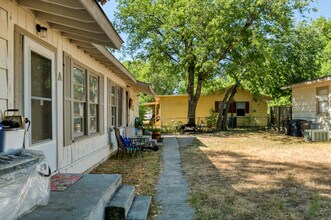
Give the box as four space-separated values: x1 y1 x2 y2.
127 196 152 220
105 185 136 220
20 174 122 220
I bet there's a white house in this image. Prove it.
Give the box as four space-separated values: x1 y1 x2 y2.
292 75 331 130
0 0 154 173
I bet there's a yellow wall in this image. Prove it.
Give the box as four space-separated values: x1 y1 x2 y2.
158 89 268 127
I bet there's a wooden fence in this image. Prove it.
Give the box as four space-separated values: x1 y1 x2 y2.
269 106 292 131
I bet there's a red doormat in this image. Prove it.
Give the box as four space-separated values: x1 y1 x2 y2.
51 173 82 191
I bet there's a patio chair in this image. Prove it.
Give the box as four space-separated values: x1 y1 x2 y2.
114 128 138 159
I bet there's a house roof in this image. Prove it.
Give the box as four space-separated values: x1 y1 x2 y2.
18 0 154 95
155 88 271 100
136 81 155 96
291 75 331 88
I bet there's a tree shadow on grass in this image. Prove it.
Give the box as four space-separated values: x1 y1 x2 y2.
177 136 331 220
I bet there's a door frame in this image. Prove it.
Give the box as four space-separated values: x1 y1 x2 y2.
23 35 58 172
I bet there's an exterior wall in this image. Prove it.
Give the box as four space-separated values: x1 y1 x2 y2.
0 4 12 120
158 89 268 127
292 81 331 130
0 0 139 173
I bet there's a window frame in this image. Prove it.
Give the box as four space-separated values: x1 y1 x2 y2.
72 65 87 138
236 102 246 116
316 86 330 116
71 62 101 139
88 73 99 134
107 80 124 129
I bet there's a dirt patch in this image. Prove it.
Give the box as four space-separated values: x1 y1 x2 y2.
178 130 331 219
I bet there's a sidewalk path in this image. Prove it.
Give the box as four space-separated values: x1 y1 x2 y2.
156 137 195 220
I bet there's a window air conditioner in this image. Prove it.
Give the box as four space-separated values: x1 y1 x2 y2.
304 129 330 142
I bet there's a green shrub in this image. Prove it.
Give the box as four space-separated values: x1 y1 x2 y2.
206 108 218 128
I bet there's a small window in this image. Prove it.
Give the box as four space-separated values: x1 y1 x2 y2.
108 83 117 127
317 87 329 115
237 102 246 116
107 81 124 128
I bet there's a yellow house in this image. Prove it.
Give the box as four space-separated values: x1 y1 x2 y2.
152 89 269 127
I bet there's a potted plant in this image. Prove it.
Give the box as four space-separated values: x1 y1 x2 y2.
152 127 161 140
134 117 143 135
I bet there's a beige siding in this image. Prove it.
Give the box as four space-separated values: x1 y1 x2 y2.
292 81 331 130
1 0 140 173
0 6 8 117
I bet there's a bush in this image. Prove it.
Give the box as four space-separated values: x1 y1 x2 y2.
206 108 218 128
242 117 260 127
161 120 183 134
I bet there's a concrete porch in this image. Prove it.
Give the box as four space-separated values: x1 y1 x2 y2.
20 174 151 220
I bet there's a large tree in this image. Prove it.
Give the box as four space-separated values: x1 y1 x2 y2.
123 60 184 95
115 0 312 125
215 18 329 130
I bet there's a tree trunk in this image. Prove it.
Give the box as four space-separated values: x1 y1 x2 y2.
186 65 204 126
217 80 240 131
221 86 237 130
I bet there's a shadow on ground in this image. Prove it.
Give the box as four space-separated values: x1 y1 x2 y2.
177 136 331 220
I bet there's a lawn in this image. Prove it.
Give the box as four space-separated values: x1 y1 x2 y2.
91 150 162 219
178 130 331 220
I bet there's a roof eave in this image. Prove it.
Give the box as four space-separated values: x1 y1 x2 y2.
93 44 137 84
79 0 123 50
291 75 331 88
136 81 155 96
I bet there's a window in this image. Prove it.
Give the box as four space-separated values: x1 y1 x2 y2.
317 87 329 115
72 66 99 137
63 52 104 146
118 87 123 127
236 102 249 116
236 102 246 116
73 66 86 137
89 75 98 133
107 80 124 128
215 101 249 116
109 83 117 127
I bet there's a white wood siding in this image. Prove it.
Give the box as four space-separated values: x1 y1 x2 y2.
0 0 139 173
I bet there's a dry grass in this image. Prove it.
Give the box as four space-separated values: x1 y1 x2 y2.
91 149 162 219
178 130 331 220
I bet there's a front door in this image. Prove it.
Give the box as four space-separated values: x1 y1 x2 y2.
24 37 57 172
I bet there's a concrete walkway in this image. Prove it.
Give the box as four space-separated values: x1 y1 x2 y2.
156 137 195 220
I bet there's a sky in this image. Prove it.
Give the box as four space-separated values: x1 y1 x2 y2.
102 0 331 60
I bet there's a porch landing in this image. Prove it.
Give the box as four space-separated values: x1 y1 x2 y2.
20 174 122 220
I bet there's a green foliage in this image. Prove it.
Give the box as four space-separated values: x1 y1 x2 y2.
161 120 182 134
205 108 218 128
97 0 108 5
305 193 321 219
269 96 292 106
242 117 260 127
123 60 182 95
115 0 314 123
134 117 143 128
